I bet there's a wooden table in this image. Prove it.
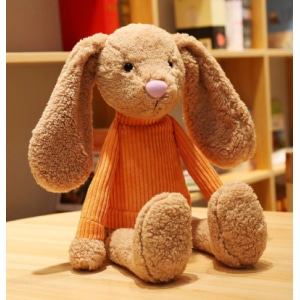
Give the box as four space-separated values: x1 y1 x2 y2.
6 208 293 300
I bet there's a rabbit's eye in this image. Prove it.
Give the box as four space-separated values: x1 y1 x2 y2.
168 61 173 68
124 62 133 72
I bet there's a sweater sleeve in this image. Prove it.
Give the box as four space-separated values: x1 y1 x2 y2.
75 119 119 240
171 118 222 201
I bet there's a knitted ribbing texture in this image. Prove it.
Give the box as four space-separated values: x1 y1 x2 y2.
76 113 222 240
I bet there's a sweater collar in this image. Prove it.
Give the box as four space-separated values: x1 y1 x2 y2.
116 112 166 126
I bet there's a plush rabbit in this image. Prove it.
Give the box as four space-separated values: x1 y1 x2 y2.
28 23 267 283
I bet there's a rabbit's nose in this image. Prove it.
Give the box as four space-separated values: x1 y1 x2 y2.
145 80 168 98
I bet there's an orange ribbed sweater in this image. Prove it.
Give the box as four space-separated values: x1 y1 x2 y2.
76 113 222 240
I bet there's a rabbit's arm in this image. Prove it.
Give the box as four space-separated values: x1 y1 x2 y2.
172 118 222 201
75 119 120 241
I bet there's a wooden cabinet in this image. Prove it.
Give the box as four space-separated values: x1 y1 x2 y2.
6 0 292 217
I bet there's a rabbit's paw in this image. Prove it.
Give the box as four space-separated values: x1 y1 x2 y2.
208 181 267 268
133 192 192 283
69 238 106 271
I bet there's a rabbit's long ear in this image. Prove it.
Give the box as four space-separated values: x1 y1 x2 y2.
174 33 256 168
28 33 108 192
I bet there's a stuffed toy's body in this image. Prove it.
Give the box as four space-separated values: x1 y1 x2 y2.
77 113 221 241
28 23 267 283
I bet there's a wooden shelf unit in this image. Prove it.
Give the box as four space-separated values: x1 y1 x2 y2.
6 0 292 216
149 0 292 211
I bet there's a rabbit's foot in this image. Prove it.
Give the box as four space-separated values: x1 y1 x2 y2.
208 181 268 268
69 238 106 270
133 192 192 283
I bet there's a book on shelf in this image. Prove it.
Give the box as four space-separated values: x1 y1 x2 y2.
174 0 227 50
242 0 252 49
59 0 120 51
224 0 253 50
271 147 292 212
275 174 288 212
225 0 244 50
271 98 287 151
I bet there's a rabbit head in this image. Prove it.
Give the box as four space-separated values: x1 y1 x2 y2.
95 24 185 119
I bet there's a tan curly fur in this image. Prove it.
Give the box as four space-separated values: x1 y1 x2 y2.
28 24 267 283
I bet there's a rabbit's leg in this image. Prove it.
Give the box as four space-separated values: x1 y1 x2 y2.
106 192 192 283
192 181 268 268
191 217 213 254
